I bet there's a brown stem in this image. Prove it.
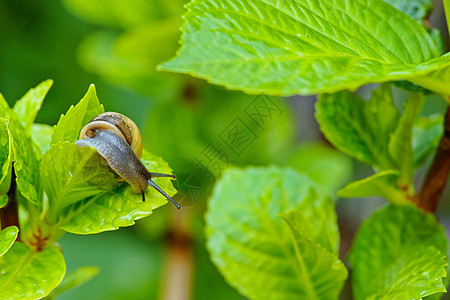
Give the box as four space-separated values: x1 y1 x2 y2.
0 164 20 240
417 106 450 212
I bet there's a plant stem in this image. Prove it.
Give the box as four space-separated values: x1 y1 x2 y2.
0 165 20 240
417 106 450 212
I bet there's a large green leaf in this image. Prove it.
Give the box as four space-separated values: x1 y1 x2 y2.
59 150 176 234
51 84 104 145
160 0 450 96
0 226 18 257
41 142 118 220
349 204 448 300
285 142 352 194
0 242 66 299
13 79 53 134
205 167 346 300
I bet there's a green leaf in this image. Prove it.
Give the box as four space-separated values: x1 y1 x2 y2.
407 56 450 96
51 84 104 145
413 114 444 167
280 211 347 300
0 226 19 257
13 79 53 133
59 150 176 234
384 0 432 23
206 167 346 300
160 0 450 96
0 242 66 299
316 87 397 169
49 266 99 297
337 170 408 204
8 111 41 204
41 142 118 219
285 142 352 194
388 93 425 185
349 204 448 300
0 118 12 195
31 123 54 156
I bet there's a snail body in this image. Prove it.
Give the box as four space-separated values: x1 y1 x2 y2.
75 112 180 209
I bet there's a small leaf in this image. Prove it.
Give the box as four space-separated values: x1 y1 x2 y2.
206 167 346 300
337 170 409 204
0 118 12 195
160 0 447 95
31 123 54 155
49 266 99 297
0 95 41 203
413 114 444 167
13 79 53 133
316 88 397 169
0 242 66 299
0 226 19 257
285 142 352 194
59 150 176 234
41 142 118 219
51 84 104 145
388 93 425 186
8 111 41 204
349 204 448 300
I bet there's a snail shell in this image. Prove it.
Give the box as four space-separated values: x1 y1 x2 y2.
79 112 143 159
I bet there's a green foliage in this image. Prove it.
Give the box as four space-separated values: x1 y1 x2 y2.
31 123 54 155
161 0 450 96
51 84 104 145
0 81 177 298
0 243 66 299
41 142 118 219
206 167 347 300
13 80 53 134
285 142 353 194
337 170 407 204
59 150 175 234
316 84 439 201
349 205 448 300
0 117 12 196
388 93 424 185
0 226 18 257
316 85 398 169
0 89 42 204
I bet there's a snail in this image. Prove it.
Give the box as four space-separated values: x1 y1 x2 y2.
75 112 181 209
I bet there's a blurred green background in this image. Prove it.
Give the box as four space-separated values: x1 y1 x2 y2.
0 0 448 299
